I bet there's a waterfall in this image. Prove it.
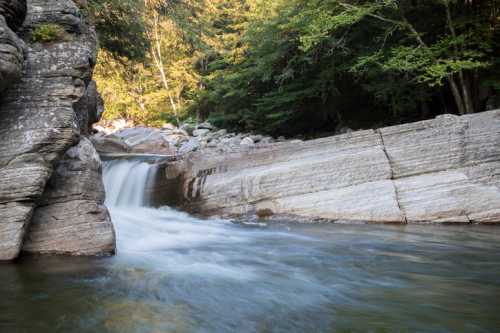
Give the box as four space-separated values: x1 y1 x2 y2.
101 157 242 256
102 159 158 207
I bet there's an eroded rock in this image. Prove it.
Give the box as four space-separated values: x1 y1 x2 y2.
23 138 115 255
0 0 106 260
173 110 500 224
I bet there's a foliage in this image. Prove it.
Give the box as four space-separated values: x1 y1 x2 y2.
93 0 500 135
31 24 66 43
89 0 149 60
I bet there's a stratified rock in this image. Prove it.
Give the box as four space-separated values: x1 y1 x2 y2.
172 110 500 224
178 129 403 222
0 202 32 260
0 0 99 260
386 111 500 223
23 138 115 255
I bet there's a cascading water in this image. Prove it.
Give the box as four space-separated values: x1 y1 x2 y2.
2 158 500 332
103 159 158 207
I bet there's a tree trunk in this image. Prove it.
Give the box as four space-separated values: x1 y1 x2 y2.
458 71 474 114
444 1 474 114
448 75 466 115
472 70 481 112
148 14 180 126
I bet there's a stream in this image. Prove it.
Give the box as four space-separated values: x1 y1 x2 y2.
1 159 500 333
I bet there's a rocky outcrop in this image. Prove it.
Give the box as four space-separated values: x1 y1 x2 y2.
0 0 114 260
173 110 500 224
23 138 115 255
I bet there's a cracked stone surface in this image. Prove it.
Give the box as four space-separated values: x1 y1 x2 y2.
175 110 500 224
0 0 114 261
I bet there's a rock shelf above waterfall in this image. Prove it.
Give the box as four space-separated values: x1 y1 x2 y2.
96 110 500 225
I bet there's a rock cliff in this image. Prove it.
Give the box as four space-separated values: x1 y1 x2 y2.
0 0 115 261
173 110 500 224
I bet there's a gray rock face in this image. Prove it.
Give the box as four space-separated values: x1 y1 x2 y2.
174 110 500 224
0 0 114 260
23 138 115 255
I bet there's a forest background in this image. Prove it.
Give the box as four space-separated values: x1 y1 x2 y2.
91 0 500 137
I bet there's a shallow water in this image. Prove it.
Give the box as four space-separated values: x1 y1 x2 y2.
2 160 500 333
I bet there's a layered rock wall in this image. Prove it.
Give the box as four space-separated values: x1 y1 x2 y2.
176 110 500 224
23 138 115 255
0 0 115 260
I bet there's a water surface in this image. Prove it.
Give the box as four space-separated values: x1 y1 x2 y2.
1 159 499 333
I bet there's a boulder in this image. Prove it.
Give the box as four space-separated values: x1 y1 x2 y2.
240 137 254 146
180 123 195 136
112 127 176 155
91 135 130 154
179 137 200 155
193 128 210 137
23 137 116 256
130 137 175 155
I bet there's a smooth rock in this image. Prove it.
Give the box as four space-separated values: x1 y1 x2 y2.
91 136 130 153
240 137 254 146
172 110 500 224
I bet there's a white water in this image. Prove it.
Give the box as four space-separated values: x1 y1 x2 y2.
102 159 260 278
81 158 500 333
103 159 158 207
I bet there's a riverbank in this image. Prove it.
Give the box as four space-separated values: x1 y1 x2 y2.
93 110 500 225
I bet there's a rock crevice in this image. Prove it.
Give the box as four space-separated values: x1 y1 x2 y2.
377 129 408 224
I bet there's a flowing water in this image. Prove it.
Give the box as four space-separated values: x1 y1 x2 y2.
1 159 500 333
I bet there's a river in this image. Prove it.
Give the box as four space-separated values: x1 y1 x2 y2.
1 159 500 332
